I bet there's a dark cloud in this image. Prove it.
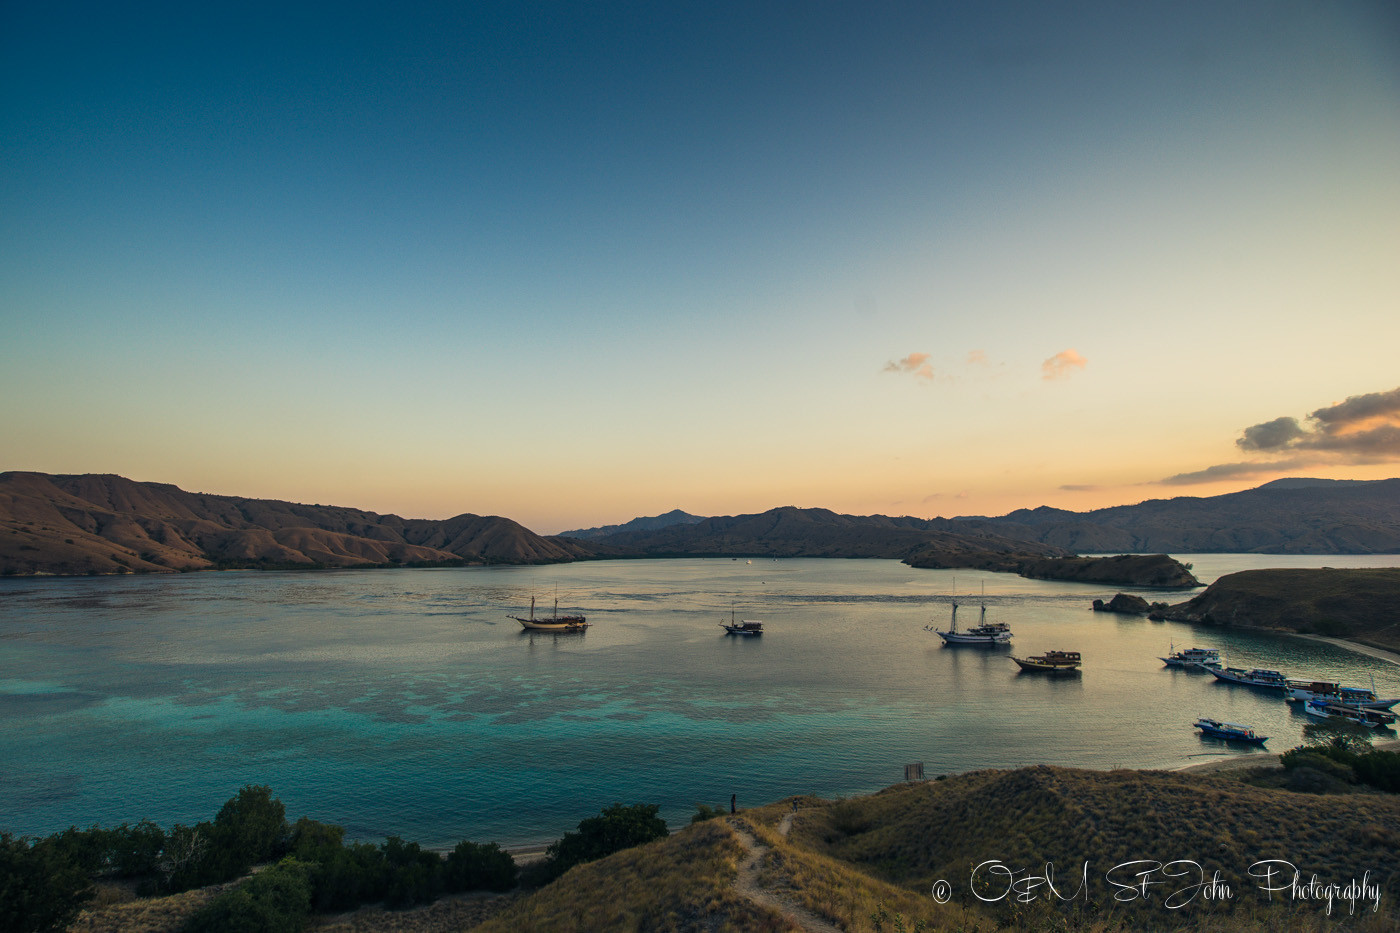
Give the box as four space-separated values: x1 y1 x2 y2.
1161 385 1400 486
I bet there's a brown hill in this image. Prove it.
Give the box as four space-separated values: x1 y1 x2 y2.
1157 567 1400 654
0 472 588 575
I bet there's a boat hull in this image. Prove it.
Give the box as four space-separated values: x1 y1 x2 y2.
937 631 1011 645
512 617 589 632
1194 718 1268 744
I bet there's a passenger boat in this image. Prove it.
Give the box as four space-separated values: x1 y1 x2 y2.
1302 699 1396 728
1012 650 1082 673
1193 718 1268 744
929 597 1012 645
510 596 589 632
720 610 763 636
1159 645 1221 669
1285 680 1399 711
1209 667 1287 690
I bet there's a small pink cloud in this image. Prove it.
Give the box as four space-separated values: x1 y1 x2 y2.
1042 349 1087 381
884 352 935 382
967 349 987 365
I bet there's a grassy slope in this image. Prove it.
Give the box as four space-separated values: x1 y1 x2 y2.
1161 568 1400 654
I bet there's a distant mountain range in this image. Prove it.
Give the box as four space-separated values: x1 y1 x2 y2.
939 478 1400 554
558 509 707 540
3 472 1396 577
0 472 588 575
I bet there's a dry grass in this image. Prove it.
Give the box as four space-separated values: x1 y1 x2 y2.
67 878 242 933
470 818 794 932
309 893 517 932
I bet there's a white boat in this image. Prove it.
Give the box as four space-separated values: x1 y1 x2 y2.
720 610 763 636
1209 667 1287 690
1302 699 1395 728
928 596 1011 645
1160 645 1221 669
1012 650 1082 673
509 596 589 632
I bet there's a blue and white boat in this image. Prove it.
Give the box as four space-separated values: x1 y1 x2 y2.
1193 718 1268 744
1159 645 1222 669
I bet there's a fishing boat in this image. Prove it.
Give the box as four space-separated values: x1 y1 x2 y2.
510 596 589 632
1012 650 1082 673
1193 718 1268 744
928 594 1011 645
720 610 763 636
1159 645 1221 669
1302 699 1395 728
1209 667 1287 690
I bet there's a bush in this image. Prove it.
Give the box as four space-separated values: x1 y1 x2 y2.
444 840 516 892
541 803 668 881
182 857 312 933
108 820 166 878
0 831 94 933
689 803 726 825
380 836 443 908
210 785 287 875
1353 749 1400 793
308 842 386 913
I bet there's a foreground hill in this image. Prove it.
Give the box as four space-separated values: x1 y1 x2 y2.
1158 567 1400 654
947 477 1400 554
0 472 589 575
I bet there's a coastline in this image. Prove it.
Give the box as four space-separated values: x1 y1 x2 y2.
1290 632 1400 667
1173 737 1400 775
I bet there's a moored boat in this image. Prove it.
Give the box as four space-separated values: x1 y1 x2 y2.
1160 645 1221 670
1210 667 1287 690
1193 717 1268 744
1302 699 1395 728
1285 680 1398 710
1012 650 1082 673
510 596 589 632
720 610 763 636
929 597 1012 645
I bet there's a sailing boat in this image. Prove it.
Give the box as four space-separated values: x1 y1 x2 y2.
929 583 1011 645
720 608 763 636
510 595 589 632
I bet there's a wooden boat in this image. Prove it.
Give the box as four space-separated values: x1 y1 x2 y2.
720 610 763 636
1012 650 1081 673
1194 718 1268 744
1286 679 1399 710
510 596 589 632
929 595 1011 645
1303 699 1397 728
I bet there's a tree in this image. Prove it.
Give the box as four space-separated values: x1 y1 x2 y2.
0 832 93 933
443 840 516 892
542 803 668 881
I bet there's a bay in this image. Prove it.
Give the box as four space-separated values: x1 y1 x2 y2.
2 555 1398 848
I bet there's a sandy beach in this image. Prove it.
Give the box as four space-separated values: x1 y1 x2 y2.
1291 633 1400 667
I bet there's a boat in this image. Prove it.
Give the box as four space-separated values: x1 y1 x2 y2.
929 594 1012 645
1285 680 1399 710
1302 699 1395 728
720 610 763 636
1193 718 1268 744
509 596 589 632
1012 650 1082 673
1159 645 1221 669
1209 667 1287 690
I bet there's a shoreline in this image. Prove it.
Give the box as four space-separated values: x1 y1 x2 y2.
1289 632 1400 667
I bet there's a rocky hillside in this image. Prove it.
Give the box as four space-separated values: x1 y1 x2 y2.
946 477 1400 553
0 472 589 575
558 508 706 540
1157 567 1400 653
905 549 1200 587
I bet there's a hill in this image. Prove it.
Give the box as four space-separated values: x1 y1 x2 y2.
946 477 1400 553
591 505 1069 561
1157 567 1400 654
557 509 707 540
0 472 589 575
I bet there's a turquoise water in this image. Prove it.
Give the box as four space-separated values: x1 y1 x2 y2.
2 556 1398 848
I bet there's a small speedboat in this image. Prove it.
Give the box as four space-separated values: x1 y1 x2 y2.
1194 718 1268 744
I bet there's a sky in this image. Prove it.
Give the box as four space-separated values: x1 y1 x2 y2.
3 2 1399 534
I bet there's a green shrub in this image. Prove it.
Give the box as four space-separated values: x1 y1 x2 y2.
541 803 668 882
182 857 312 933
1353 749 1400 793
108 820 166 877
689 803 727 825
0 831 93 933
444 840 516 892
380 836 443 908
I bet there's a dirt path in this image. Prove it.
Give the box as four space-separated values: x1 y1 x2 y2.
727 818 843 933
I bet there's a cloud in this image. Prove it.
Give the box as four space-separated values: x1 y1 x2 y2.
1059 484 1102 491
966 349 987 365
1041 349 1087 381
1158 386 1400 486
883 352 934 382
1235 387 1400 457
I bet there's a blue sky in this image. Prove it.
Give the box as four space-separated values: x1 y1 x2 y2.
4 2 1398 532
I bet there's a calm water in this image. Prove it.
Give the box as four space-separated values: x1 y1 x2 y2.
3 555 1398 848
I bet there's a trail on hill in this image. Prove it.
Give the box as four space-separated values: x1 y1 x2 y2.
727 818 843 933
